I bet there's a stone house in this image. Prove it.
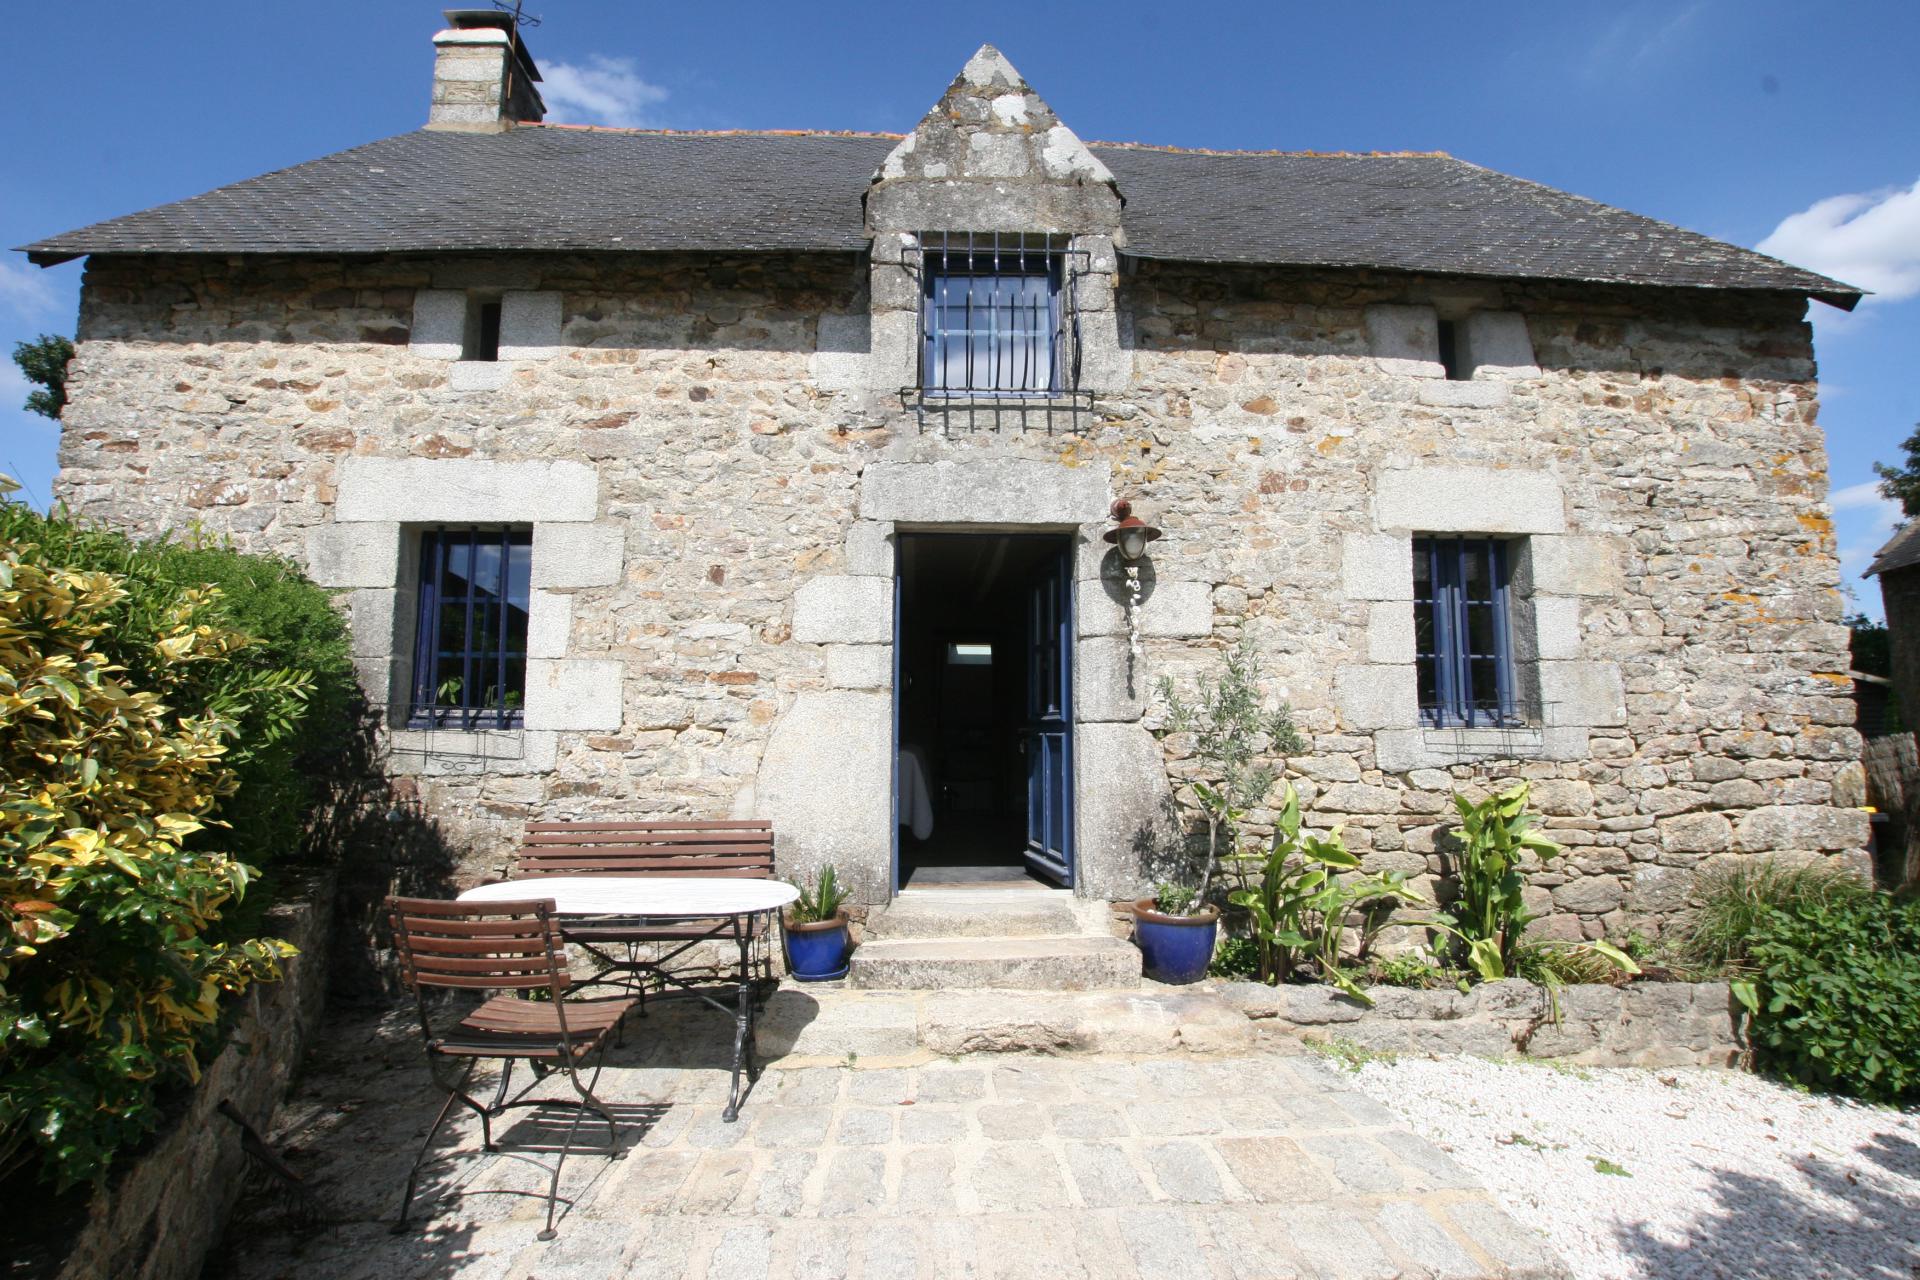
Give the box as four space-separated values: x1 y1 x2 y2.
22 13 1871 943
1862 525 1920 890
1866 523 1920 740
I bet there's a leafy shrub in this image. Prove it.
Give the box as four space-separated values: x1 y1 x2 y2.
1156 638 1304 909
0 504 356 913
1733 891 1920 1103
1208 934 1260 979
1677 857 1872 975
1369 951 1449 989
0 484 350 1188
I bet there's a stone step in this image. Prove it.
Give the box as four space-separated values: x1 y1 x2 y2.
867 888 1084 940
848 935 1142 991
741 985 1271 1061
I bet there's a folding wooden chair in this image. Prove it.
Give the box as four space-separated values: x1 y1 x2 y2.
386 896 638 1240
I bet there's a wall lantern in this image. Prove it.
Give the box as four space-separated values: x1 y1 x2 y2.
1103 498 1162 563
1103 499 1162 671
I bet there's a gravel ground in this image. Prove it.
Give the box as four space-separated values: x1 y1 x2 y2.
1345 1053 1920 1280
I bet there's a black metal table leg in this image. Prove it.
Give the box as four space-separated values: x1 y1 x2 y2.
722 912 759 1122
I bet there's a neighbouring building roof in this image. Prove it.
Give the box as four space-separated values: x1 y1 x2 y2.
1867 519 1920 577
18 125 1861 307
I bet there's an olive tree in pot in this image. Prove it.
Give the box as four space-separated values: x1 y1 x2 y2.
1142 640 1304 983
783 865 852 981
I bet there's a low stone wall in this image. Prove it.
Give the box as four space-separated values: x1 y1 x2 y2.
54 873 336 1280
1221 978 1744 1067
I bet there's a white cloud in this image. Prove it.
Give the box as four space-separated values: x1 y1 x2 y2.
0 261 60 320
1758 177 1920 301
540 55 667 129
1832 478 1905 583
1576 1 1706 80
1831 479 1886 510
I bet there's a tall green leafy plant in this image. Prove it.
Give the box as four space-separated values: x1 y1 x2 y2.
1226 783 1425 1004
1424 782 1635 983
1156 639 1303 912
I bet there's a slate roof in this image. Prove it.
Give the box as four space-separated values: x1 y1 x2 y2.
1866 520 1920 577
18 125 1859 306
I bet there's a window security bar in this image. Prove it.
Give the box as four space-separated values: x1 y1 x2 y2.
408 526 533 731
1413 535 1522 728
901 231 1094 431
1416 697 1564 764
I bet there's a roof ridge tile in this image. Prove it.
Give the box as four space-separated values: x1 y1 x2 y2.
524 122 907 140
1087 141 1452 159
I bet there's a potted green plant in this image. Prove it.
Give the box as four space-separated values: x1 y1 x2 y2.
783 864 852 981
1141 639 1304 984
1132 882 1222 984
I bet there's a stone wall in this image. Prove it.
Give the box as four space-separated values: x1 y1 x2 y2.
1223 979 1745 1068
55 245 1867 934
52 874 334 1280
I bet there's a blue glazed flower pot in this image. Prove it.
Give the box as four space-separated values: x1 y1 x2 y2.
1132 900 1220 985
784 915 852 981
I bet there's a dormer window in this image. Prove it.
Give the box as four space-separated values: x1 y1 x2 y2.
918 233 1069 397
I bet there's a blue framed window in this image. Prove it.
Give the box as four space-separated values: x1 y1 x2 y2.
409 528 532 729
922 235 1061 396
1413 536 1519 727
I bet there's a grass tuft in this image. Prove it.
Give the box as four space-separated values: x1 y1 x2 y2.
1307 1036 1398 1072
1675 858 1871 974
1512 939 1625 987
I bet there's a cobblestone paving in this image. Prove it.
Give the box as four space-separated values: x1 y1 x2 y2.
209 1007 1568 1280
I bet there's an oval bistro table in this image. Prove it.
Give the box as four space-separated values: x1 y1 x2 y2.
459 876 799 1121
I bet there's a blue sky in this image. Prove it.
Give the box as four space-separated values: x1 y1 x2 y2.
4 1 1916 613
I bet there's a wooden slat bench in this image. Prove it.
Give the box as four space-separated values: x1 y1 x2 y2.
515 819 776 881
510 820 779 993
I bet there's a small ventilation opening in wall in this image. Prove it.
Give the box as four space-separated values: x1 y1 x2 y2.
1436 318 1467 381
464 298 503 362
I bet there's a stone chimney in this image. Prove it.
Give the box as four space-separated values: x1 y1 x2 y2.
426 9 545 132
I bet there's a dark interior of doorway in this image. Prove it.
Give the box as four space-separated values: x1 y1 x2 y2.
897 533 1067 889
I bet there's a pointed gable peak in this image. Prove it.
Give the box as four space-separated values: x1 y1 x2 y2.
958 44 1026 92
870 43 1119 218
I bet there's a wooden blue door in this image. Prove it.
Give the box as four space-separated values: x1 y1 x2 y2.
1024 546 1073 885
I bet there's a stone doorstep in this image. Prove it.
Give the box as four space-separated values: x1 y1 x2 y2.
866 887 1086 940
849 935 1144 991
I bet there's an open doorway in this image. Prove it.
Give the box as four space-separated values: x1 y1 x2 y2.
895 532 1074 890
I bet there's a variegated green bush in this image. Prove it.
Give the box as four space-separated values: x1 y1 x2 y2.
0 479 335 1188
